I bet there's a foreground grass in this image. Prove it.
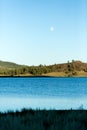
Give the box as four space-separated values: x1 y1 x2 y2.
0 109 87 130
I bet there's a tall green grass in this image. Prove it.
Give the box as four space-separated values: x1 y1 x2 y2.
0 109 87 130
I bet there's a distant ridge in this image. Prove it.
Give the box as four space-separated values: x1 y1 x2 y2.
0 60 87 77
0 60 22 69
0 60 87 68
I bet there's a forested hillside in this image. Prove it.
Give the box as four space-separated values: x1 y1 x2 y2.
0 60 87 77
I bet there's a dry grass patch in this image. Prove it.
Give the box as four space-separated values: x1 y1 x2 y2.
43 72 66 77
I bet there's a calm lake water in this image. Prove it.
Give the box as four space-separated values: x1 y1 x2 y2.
0 77 87 111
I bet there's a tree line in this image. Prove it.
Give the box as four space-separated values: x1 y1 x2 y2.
0 65 51 76
0 60 87 76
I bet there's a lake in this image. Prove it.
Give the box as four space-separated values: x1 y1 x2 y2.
0 77 87 111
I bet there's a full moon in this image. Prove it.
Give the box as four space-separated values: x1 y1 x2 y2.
50 26 54 32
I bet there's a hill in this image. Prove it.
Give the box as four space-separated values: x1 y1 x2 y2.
0 60 22 69
0 60 87 77
44 60 87 77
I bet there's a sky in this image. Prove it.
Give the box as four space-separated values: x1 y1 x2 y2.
0 0 87 65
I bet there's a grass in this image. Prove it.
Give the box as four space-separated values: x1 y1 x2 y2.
0 109 87 130
43 71 87 77
75 71 87 77
43 72 66 77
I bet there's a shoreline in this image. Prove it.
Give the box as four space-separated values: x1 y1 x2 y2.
0 75 87 78
0 109 87 130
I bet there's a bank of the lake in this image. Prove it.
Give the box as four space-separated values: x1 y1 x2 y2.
0 70 87 77
0 109 87 130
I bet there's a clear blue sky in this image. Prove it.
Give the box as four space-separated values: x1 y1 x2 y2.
0 0 87 65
